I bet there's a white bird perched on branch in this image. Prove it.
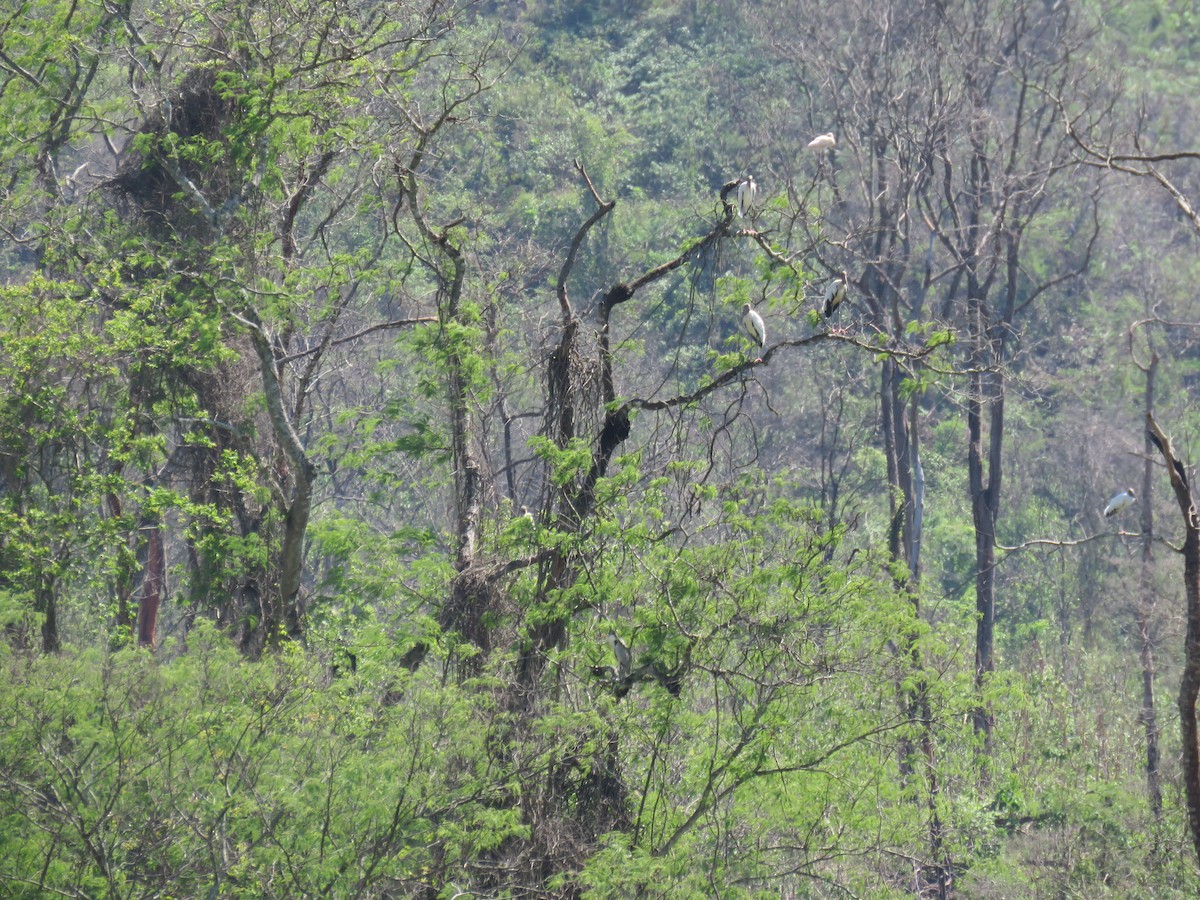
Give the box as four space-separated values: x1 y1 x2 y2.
736 175 756 218
607 632 632 680
742 303 766 353
823 271 848 318
807 132 836 151
1104 488 1136 518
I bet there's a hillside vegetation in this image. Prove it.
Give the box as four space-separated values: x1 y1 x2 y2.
3 0 1200 896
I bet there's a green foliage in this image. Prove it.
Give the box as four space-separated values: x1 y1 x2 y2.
0 625 529 896
1 0 1199 895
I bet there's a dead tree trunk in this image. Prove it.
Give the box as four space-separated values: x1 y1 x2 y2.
1146 413 1200 863
1137 351 1163 822
438 234 490 664
967 292 1002 753
137 524 164 649
513 165 737 693
38 571 58 654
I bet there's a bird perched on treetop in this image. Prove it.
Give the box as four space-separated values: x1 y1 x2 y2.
736 175 756 218
742 303 766 356
823 271 848 318
1103 488 1136 517
807 132 836 151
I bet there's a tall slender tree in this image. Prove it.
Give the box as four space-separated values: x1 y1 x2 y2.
1146 413 1200 864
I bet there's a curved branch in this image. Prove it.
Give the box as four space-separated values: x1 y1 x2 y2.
557 161 615 320
605 211 736 319
620 332 935 416
994 532 1166 553
276 316 437 364
1060 97 1200 238
485 548 559 582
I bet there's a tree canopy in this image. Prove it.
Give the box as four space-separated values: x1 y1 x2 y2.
3 0 1200 896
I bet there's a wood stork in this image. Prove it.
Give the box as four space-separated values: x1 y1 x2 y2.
607 632 632 680
742 303 766 351
1103 488 1136 518
736 175 756 218
823 271 848 318
807 132 836 151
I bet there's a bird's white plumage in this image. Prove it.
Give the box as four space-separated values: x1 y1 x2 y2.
736 175 756 218
807 132 836 151
823 272 848 318
607 632 632 679
1103 488 1136 517
742 303 766 349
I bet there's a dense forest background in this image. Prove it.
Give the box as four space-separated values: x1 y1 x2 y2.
6 0 1200 896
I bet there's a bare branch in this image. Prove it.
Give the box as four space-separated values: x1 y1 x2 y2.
621 331 935 417
276 317 436 364
995 532 1170 553
556 161 615 320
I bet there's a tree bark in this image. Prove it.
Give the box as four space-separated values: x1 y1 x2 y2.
1138 354 1163 822
107 493 134 635
968 350 1001 751
38 571 58 654
439 236 491 664
391 159 488 671
881 358 912 566
1146 413 1200 863
247 314 316 644
137 525 164 649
